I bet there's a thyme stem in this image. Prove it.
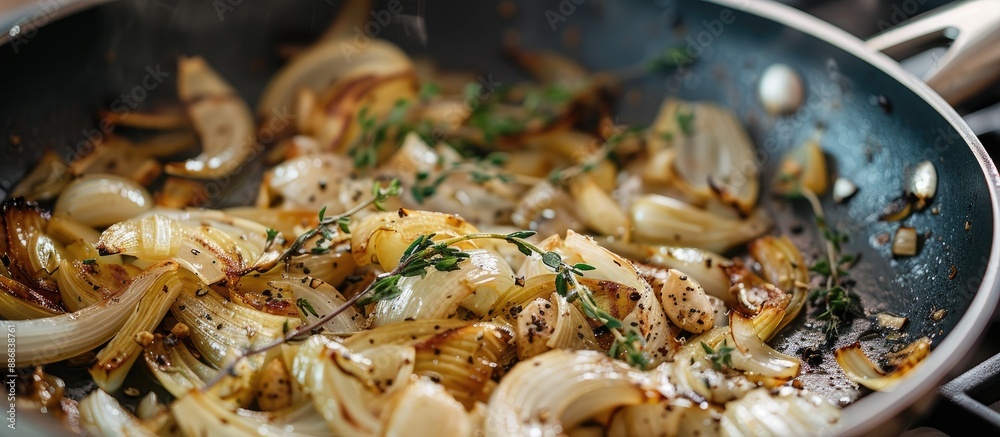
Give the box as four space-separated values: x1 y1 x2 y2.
789 185 862 337
799 187 839 288
548 128 640 186
257 180 401 271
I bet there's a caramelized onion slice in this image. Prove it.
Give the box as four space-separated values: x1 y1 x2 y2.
485 349 660 437
382 378 473 437
164 56 255 180
79 389 158 437
89 268 194 391
372 249 514 326
350 209 480 271
0 275 62 319
256 37 412 123
728 312 801 387
2 261 179 366
773 137 829 196
412 323 514 409
54 174 154 228
97 210 280 284
171 389 322 437
630 194 772 253
170 285 300 369
294 337 412 436
10 149 72 202
2 197 60 298
69 140 163 186
653 99 760 214
342 319 470 351
748 235 808 339
834 337 931 391
719 387 840 436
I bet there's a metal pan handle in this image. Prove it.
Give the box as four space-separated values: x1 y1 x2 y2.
865 0 1000 107
0 0 112 48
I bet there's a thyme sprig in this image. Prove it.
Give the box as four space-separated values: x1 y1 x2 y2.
464 82 577 143
701 340 735 371
205 229 648 389
548 127 642 186
411 152 519 203
348 100 413 169
608 45 694 82
418 82 441 102
808 285 862 331
791 186 863 337
296 298 318 318
676 108 696 136
646 46 694 73
258 179 402 270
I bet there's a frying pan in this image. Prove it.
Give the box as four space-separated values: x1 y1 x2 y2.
1 0 998 436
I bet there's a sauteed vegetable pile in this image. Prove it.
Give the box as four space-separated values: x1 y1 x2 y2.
2 15 939 437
